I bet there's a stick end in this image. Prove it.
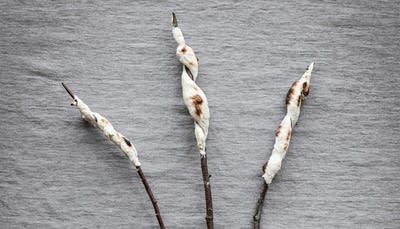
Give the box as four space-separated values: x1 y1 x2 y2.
61 82 75 99
172 12 178 27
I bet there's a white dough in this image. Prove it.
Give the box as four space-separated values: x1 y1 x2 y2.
263 63 314 184
72 96 141 166
172 14 209 156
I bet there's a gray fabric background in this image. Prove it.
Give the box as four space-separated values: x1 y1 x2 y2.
1 1 399 228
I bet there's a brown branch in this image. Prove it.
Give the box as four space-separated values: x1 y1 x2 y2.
172 12 178 27
253 182 269 229
61 82 75 99
200 154 214 229
136 166 165 229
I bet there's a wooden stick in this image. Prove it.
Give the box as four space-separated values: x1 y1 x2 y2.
62 83 165 229
201 154 214 229
172 12 178 27
253 182 268 229
136 166 165 229
62 82 75 99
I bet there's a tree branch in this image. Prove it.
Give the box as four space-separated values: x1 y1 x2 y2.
136 166 165 229
253 182 268 229
201 154 214 229
62 82 75 99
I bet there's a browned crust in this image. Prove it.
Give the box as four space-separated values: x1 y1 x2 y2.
181 46 187 53
286 129 292 141
275 125 281 137
108 133 114 140
123 137 132 147
302 82 310 97
262 161 269 172
286 81 298 105
192 94 203 116
283 142 289 151
297 94 302 107
283 129 292 151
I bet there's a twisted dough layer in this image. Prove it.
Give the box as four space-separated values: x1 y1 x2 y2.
71 96 141 166
172 13 210 156
172 13 199 82
262 63 314 184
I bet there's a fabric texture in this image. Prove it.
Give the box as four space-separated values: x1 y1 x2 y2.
0 1 399 228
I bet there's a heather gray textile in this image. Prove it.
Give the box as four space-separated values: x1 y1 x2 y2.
0 1 399 228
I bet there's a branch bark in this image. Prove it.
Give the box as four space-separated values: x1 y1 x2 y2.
253 182 268 229
136 166 165 229
201 154 214 229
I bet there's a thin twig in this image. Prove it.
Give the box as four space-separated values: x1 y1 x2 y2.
61 82 75 99
201 154 214 229
136 166 165 229
253 182 268 229
172 12 178 27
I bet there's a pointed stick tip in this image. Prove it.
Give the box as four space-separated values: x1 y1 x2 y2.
61 82 75 99
172 12 178 27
